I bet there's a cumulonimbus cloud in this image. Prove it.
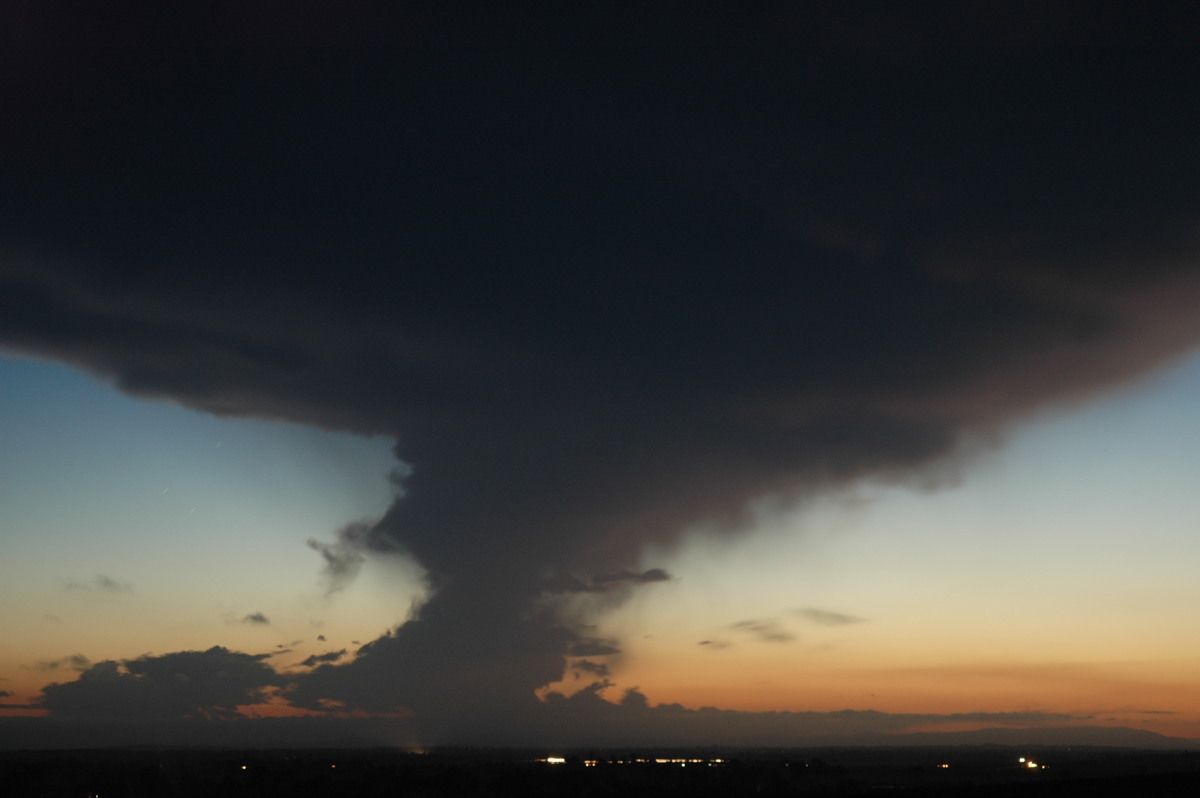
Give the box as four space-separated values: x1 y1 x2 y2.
4 40 1200 741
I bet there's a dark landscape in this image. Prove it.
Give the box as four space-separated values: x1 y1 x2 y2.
6 745 1200 797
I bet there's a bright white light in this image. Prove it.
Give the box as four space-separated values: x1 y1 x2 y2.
545 757 566 765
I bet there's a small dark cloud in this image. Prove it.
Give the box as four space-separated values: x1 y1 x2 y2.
571 659 610 678
730 619 795 643
794 607 867 626
299 650 347 668
698 639 731 650
63 575 132 594
316 634 326 642
241 612 270 625
0 690 11 697
1139 709 1178 715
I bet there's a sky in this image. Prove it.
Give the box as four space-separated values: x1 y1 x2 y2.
3 12 1200 748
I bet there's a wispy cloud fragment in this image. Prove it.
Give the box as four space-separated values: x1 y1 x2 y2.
542 568 672 594
307 519 400 596
63 575 132 594
793 607 867 626
593 568 672 586
730 619 795 643
28 654 91 673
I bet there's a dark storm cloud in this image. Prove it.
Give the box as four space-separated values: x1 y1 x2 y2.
64 575 132 594
240 612 270 625
794 608 867 626
4 37 1200 740
37 647 281 721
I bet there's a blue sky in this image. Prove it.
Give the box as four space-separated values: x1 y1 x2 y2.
7 347 1200 736
1 353 414 684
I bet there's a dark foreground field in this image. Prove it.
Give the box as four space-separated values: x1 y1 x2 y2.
5 746 1200 797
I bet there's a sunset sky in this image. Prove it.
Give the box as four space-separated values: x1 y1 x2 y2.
3 11 1200 748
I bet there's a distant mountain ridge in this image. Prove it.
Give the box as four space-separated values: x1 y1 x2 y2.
0 715 1194 751
831 725 1198 750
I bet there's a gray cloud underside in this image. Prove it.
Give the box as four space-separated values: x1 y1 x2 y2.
5 41 1200 736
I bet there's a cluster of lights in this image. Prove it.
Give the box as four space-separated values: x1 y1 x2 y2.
539 756 728 767
1018 757 1048 770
